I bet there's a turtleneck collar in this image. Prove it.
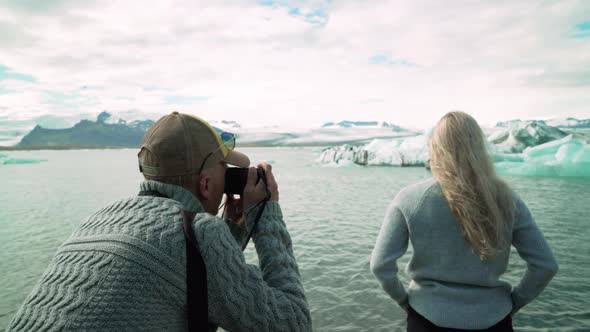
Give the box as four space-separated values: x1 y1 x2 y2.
139 180 204 213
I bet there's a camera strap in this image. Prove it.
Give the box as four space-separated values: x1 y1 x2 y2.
240 174 271 251
138 190 210 332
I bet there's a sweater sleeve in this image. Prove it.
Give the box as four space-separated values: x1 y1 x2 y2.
370 198 410 310
510 197 559 314
225 218 248 246
194 202 311 332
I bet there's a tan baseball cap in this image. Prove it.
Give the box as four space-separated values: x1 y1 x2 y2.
138 112 249 176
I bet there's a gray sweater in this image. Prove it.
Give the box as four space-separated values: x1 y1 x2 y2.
370 178 558 329
8 180 311 331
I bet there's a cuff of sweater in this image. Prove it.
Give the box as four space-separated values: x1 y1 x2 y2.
510 291 526 315
245 201 283 229
226 219 248 245
398 296 410 311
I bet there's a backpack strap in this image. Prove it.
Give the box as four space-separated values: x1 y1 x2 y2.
139 190 210 331
181 210 210 331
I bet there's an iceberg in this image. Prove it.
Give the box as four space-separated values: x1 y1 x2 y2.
495 135 590 177
318 144 364 166
319 135 429 167
544 117 590 129
493 153 524 163
319 129 590 177
488 120 568 153
0 153 46 165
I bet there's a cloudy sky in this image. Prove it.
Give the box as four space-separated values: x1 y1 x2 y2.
0 0 589 128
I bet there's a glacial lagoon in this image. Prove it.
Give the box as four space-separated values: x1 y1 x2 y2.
1 148 589 331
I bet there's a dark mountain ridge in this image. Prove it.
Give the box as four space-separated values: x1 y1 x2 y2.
18 112 154 147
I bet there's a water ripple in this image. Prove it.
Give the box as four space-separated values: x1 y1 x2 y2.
1 148 589 330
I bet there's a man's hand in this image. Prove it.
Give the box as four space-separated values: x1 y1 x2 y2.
243 163 279 210
224 195 244 225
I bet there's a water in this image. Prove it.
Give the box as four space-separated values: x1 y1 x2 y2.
1 148 589 331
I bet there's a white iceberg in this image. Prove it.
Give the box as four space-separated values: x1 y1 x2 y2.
363 135 429 166
319 129 590 177
318 144 364 165
319 135 430 167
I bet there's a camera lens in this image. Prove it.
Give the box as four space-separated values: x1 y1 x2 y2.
224 167 249 194
224 167 268 195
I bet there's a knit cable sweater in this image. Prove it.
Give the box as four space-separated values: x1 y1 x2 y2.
370 178 558 330
8 180 311 331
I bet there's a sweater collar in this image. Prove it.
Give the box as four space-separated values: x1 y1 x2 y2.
139 180 204 213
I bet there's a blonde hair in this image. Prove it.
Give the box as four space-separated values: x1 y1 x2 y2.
429 111 514 260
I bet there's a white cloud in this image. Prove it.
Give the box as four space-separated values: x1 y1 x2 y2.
0 0 589 129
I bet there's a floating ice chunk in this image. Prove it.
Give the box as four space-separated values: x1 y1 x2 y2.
320 159 360 168
364 136 429 166
0 153 46 165
318 144 365 165
318 123 590 177
319 136 429 167
495 161 561 177
493 153 524 163
555 143 582 163
489 121 567 153
495 135 590 177
522 135 578 159
573 146 590 164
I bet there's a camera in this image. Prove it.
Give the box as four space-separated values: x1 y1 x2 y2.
224 167 267 195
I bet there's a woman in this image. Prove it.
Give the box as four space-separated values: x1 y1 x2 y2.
370 112 558 331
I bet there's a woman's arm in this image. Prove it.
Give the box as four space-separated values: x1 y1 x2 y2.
370 199 410 310
510 198 559 314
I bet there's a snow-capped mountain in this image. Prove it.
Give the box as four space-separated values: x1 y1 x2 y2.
544 117 590 129
232 120 413 146
321 120 405 132
1 112 588 149
209 120 242 131
497 117 590 129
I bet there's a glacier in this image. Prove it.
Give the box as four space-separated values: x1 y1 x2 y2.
319 123 590 178
229 125 416 146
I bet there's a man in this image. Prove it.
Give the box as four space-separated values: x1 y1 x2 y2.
8 112 311 331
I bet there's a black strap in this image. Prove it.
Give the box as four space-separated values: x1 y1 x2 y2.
181 210 209 331
241 199 268 251
240 173 271 251
138 190 209 331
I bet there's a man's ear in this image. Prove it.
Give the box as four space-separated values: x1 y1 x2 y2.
198 174 211 201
